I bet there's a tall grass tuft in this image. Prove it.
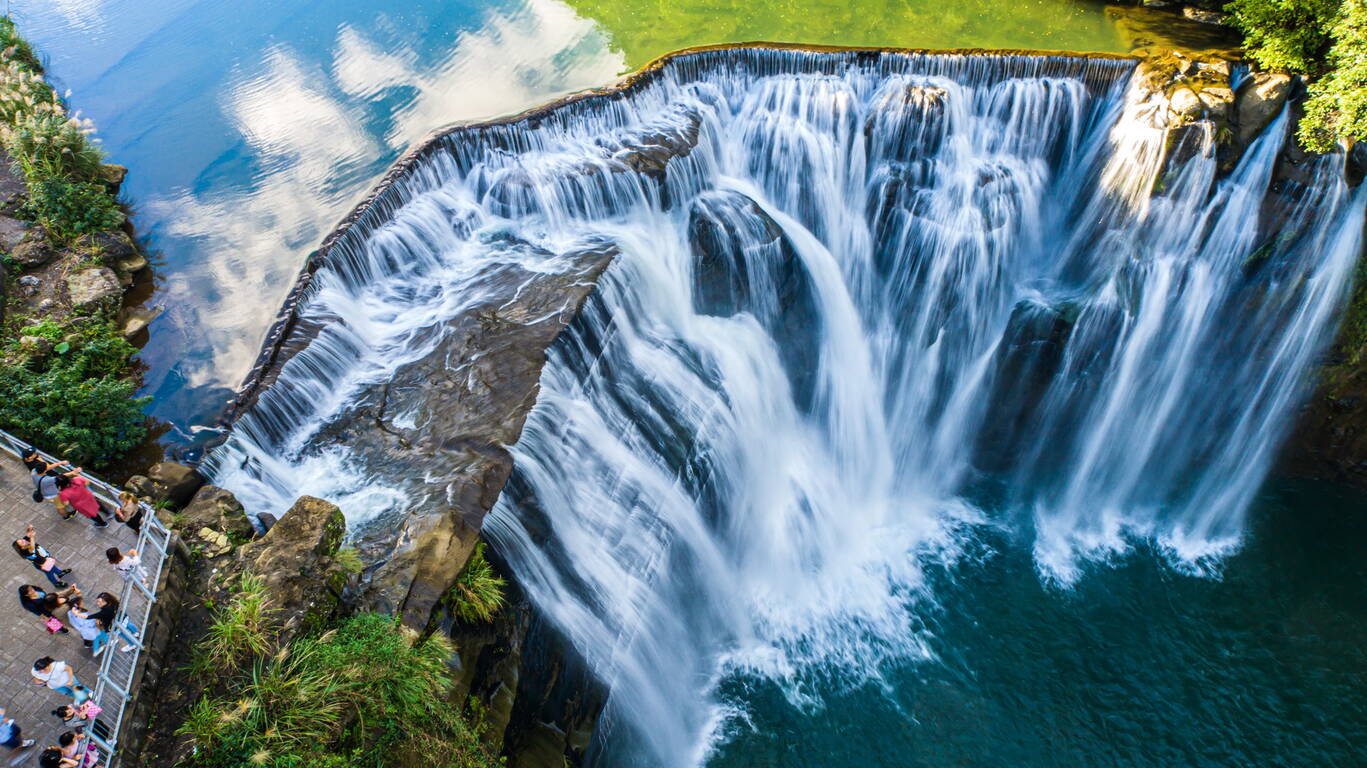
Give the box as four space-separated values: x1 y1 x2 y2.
192 573 277 674
0 17 42 73
177 613 501 768
446 542 507 624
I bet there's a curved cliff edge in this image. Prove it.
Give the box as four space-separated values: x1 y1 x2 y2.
185 43 1364 768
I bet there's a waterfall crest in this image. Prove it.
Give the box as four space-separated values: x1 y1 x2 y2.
204 47 1366 768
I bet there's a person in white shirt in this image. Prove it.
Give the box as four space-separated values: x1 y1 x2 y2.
29 658 80 699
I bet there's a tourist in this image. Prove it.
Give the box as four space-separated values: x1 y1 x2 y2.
51 701 108 741
18 585 70 634
37 745 77 768
30 658 81 699
23 448 81 519
13 524 73 587
88 593 136 654
57 731 96 767
114 492 143 534
56 476 108 528
105 547 146 586
88 593 117 630
0 707 34 750
66 595 102 652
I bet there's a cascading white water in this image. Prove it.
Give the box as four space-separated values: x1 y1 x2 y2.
205 49 1365 768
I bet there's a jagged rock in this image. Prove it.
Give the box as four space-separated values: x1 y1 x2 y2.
1234 72 1293 150
239 495 347 642
99 163 127 194
118 252 148 274
16 275 40 298
0 216 28 250
120 306 160 339
1347 141 1367 187
257 512 278 533
65 266 121 308
18 335 53 358
10 234 55 268
90 229 137 263
179 485 253 542
124 475 153 499
35 298 55 313
146 462 206 507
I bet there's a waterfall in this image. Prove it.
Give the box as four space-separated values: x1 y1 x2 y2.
204 48 1366 768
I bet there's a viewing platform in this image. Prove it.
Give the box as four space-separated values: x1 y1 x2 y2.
0 432 174 767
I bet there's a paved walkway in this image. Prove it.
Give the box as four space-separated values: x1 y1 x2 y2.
0 454 138 766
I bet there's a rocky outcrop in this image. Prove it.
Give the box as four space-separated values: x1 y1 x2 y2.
126 461 206 508
132 489 351 766
350 246 617 628
1234 72 1294 150
179 484 254 557
240 495 348 641
446 575 607 768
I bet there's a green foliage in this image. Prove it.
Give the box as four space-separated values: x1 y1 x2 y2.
177 613 501 768
445 543 507 624
1225 0 1341 73
0 17 42 73
334 546 364 575
191 573 277 674
24 177 123 242
1226 0 1367 152
0 316 146 466
1299 0 1367 151
0 17 117 243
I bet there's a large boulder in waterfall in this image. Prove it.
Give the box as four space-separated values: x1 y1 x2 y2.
867 83 948 162
687 190 821 410
240 495 348 641
178 485 254 556
65 266 122 309
1234 72 1293 151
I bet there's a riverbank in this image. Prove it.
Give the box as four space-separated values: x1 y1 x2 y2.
0 16 153 471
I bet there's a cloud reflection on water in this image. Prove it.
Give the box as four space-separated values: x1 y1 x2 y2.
138 0 623 447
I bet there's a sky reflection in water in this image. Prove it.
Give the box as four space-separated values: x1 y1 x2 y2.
11 0 1121 451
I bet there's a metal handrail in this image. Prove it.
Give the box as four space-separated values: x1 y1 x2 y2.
0 427 171 768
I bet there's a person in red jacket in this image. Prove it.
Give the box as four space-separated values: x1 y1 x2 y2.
53 477 107 529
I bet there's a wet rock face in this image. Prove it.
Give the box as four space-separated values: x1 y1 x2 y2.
340 243 618 628
442 567 606 768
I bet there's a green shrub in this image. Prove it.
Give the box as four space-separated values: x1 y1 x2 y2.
23 177 123 242
1226 0 1341 74
445 543 507 624
177 613 501 768
1299 0 1367 150
334 546 364 575
0 363 148 466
